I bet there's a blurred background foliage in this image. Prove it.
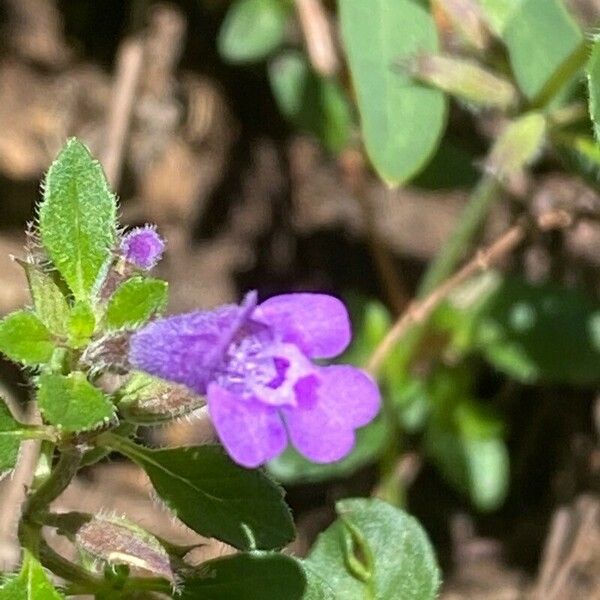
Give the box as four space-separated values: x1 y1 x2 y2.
2 0 600 596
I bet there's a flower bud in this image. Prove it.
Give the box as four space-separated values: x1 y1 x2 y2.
406 54 518 110
486 112 547 179
75 514 175 582
120 226 165 270
119 373 205 425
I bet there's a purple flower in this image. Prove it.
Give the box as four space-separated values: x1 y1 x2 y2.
129 292 380 468
120 226 165 270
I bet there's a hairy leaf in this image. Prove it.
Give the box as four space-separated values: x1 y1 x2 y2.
39 138 117 301
181 553 305 599
111 441 295 551
20 263 69 336
0 552 65 599
0 311 54 366
37 373 115 432
106 277 168 330
0 400 22 478
305 498 440 599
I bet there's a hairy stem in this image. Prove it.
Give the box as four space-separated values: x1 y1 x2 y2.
17 445 91 585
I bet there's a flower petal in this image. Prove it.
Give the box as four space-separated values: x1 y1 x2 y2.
255 294 351 359
207 382 287 468
129 293 257 394
283 365 380 463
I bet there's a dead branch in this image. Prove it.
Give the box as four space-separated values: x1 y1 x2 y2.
294 0 339 77
102 37 145 189
367 209 574 374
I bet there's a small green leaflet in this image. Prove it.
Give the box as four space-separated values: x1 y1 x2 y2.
501 0 583 102
338 0 447 185
0 551 65 599
0 311 54 366
19 262 69 336
269 51 352 154
0 400 22 478
110 440 295 551
181 553 306 600
39 138 117 301
37 373 115 433
218 0 289 64
587 35 600 143
304 498 440 599
67 301 96 348
106 277 168 330
486 112 546 178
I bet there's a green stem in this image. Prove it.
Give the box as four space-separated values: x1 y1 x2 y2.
418 175 501 296
38 538 100 587
18 446 90 584
22 446 83 518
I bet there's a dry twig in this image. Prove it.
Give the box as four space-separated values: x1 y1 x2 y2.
102 37 145 189
294 0 339 77
367 209 573 374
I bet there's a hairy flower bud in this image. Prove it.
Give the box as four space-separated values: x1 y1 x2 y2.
120 226 165 270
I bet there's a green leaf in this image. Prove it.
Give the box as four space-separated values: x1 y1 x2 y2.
39 138 117 301
486 112 546 178
269 51 352 153
268 417 390 484
305 498 440 599
0 400 22 478
555 132 600 186
477 0 522 35
67 301 96 348
106 277 168 330
413 140 479 190
218 0 289 64
426 385 509 511
20 262 69 336
181 553 305 600
37 373 115 432
0 310 54 366
338 0 447 185
111 440 295 551
300 564 337 600
502 0 583 101
473 278 600 385
587 35 600 142
0 551 65 599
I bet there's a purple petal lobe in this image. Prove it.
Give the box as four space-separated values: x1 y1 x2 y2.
255 294 351 359
129 296 257 394
283 365 380 463
120 226 165 270
207 383 287 468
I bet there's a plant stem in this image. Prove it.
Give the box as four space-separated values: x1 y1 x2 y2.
22 446 83 518
418 175 501 297
367 209 573 374
18 445 89 582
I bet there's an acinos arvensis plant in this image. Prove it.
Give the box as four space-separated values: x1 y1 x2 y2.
0 139 441 599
